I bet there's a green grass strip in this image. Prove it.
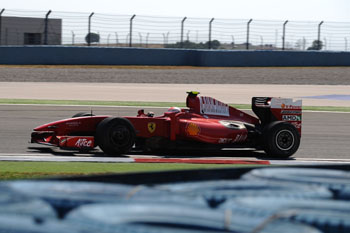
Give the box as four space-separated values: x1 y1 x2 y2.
0 98 349 112
0 161 253 180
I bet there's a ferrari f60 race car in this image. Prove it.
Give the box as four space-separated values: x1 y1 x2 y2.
31 92 302 158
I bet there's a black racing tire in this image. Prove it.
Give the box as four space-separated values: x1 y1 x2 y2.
72 112 95 118
262 121 300 158
96 117 136 155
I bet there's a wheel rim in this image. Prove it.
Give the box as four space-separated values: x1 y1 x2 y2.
275 129 295 151
110 125 131 148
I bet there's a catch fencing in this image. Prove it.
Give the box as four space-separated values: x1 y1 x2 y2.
0 9 350 51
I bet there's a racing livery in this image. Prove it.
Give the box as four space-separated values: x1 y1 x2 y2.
31 92 302 158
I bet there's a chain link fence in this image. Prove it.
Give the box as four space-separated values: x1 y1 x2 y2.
1 9 349 51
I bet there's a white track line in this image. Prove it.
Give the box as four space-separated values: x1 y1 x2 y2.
0 154 134 162
0 104 168 109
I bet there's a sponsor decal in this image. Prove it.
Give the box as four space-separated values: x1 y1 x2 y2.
59 138 67 147
234 134 247 142
186 123 201 136
281 110 302 114
219 120 245 130
281 105 302 110
75 138 93 148
147 122 156 133
218 134 247 144
66 121 81 127
291 122 302 129
199 96 229 116
271 98 302 109
282 115 302 121
218 138 233 144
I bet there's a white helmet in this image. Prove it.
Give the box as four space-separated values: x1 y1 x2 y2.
167 107 181 113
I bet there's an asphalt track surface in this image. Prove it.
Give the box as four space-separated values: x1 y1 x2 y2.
1 105 349 160
0 66 349 162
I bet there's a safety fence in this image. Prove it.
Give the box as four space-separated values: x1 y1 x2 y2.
1 9 350 51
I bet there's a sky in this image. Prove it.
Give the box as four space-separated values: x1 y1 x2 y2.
1 0 350 22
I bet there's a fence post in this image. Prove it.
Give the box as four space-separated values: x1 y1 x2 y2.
246 19 252 50
138 32 142 47
345 37 348 51
181 17 187 48
317 21 324 50
129 14 136 47
231 35 235 49
0 9 4 45
107 34 111 46
208 18 214 49
44 10 52 45
88 12 94 46
71 31 75 45
115 32 119 46
260 35 264 49
282 20 288 50
146 33 150 48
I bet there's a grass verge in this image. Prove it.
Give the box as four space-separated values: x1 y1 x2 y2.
0 98 349 112
0 161 255 180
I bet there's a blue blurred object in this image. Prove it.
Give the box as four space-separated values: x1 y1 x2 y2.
0 214 78 233
242 167 350 199
0 184 57 220
302 94 350 101
0 166 349 232
3 180 206 218
66 202 322 233
221 196 350 233
156 179 332 208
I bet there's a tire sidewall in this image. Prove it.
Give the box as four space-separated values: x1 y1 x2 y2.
96 117 136 155
263 121 300 158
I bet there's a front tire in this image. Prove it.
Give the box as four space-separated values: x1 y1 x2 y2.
262 121 300 158
96 117 136 156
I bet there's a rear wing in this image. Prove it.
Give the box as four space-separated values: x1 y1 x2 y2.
252 97 302 134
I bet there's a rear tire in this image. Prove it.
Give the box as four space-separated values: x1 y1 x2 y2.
96 117 136 156
262 121 300 158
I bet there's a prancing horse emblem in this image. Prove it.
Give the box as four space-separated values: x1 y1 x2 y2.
147 122 156 133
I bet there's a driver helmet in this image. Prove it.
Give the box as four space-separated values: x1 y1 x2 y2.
168 107 181 113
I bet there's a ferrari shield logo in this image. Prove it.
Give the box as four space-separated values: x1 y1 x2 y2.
186 123 200 136
147 122 156 133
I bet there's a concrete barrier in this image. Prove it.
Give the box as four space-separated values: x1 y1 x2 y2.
1 46 349 67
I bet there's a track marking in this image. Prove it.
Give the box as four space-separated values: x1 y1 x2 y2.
0 104 168 109
134 158 270 165
0 155 134 163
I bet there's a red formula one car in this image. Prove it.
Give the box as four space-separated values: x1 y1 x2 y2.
31 92 302 158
